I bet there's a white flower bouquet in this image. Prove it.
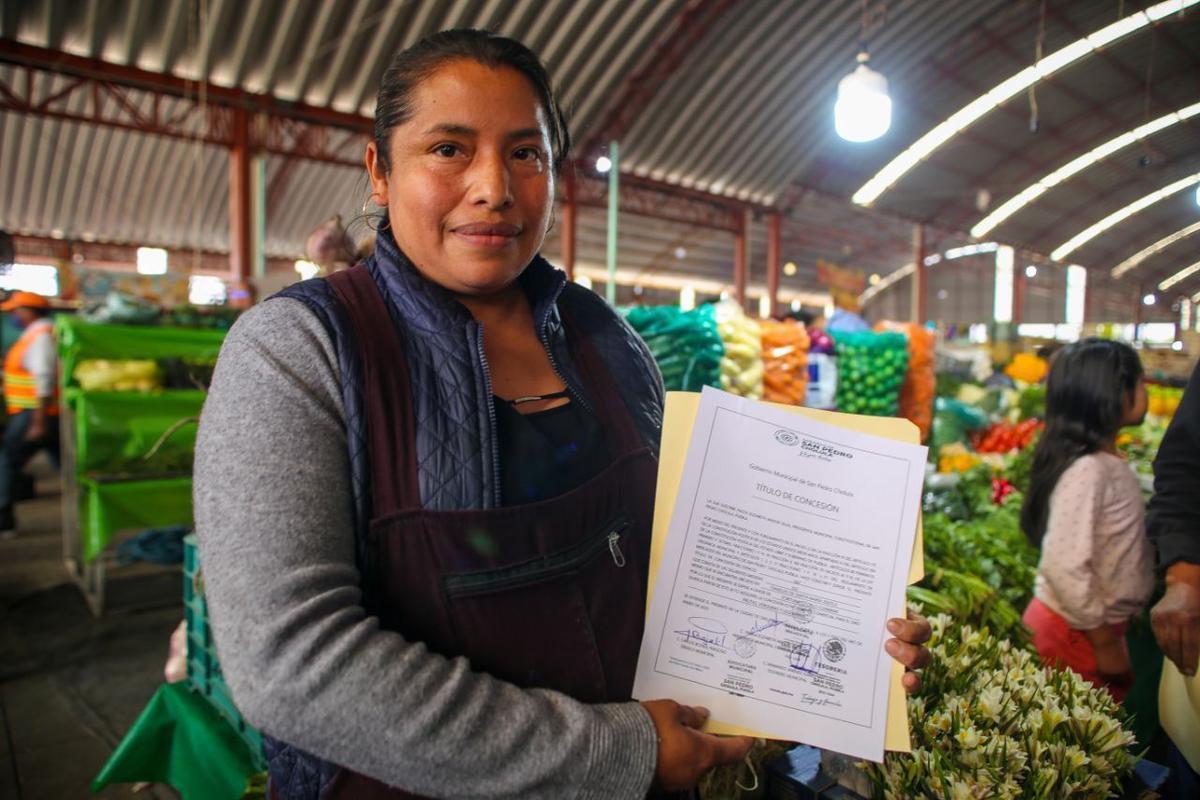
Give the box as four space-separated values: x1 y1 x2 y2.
862 614 1138 799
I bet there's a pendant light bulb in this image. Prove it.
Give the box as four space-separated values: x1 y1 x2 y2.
835 51 892 143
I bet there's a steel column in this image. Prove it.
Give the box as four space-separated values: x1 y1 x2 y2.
605 141 619 306
912 224 927 324
733 210 748 307
766 211 782 319
229 106 252 282
1013 258 1026 325
561 170 576 281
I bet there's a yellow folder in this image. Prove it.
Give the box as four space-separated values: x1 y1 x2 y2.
647 392 924 752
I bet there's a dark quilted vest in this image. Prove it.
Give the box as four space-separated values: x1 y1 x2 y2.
262 230 664 799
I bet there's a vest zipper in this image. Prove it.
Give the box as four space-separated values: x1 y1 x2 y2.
540 317 593 416
475 323 502 508
608 531 626 567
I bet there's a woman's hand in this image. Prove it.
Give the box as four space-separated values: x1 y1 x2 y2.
885 610 932 694
1151 563 1200 676
640 700 753 792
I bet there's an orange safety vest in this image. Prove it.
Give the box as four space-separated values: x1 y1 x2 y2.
4 322 59 416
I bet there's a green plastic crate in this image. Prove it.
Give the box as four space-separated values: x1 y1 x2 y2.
183 535 267 771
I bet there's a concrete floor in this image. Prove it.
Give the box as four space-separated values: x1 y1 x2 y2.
0 456 180 800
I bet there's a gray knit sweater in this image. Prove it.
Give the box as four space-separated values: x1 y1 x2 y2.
193 298 658 798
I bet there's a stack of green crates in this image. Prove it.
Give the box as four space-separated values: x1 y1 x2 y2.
183 534 267 771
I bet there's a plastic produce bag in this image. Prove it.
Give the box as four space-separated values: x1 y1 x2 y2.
714 300 764 399
830 330 908 416
876 321 935 441
930 396 990 454
624 304 724 392
760 318 810 405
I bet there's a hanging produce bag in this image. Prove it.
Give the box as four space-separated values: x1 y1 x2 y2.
830 330 908 416
624 304 724 392
760 318 810 406
876 321 935 441
714 299 764 399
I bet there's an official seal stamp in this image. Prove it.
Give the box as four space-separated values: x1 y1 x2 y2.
822 638 846 663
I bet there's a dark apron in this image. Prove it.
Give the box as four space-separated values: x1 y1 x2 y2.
319 266 658 798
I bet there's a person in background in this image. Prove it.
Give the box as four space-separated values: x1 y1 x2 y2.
1019 338 1152 701
1146 360 1200 798
0 291 60 536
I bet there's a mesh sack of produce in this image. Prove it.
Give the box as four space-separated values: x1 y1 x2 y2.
830 330 908 416
714 299 764 399
760 318 810 405
73 359 163 392
875 321 935 441
623 304 724 392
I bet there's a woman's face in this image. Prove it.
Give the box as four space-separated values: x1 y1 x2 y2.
365 59 554 296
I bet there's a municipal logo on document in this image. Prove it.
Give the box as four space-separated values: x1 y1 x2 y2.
774 429 799 446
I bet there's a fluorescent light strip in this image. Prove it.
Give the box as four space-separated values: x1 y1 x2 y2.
860 262 915 304
972 101 1200 237
1050 173 1200 261
1112 220 1200 278
1160 259 1200 291
852 0 1199 207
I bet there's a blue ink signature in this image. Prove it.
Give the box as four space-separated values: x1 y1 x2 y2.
746 614 784 637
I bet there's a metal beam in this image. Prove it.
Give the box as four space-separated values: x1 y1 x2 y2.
0 40 373 133
578 0 736 160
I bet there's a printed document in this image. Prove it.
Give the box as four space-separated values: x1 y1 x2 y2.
633 387 926 761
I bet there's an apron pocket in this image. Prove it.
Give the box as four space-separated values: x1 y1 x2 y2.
442 515 630 702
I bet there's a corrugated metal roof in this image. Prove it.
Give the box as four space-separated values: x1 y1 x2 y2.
1 0 1198 302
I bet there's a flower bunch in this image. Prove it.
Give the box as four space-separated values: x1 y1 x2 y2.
863 615 1137 799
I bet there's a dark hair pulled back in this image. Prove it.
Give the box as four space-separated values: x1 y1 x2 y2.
373 29 571 174
1019 338 1143 546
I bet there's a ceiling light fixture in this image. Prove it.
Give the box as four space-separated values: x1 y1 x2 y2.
1111 220 1200 278
971 101 1200 237
1143 293 1157 306
595 156 612 174
834 51 892 143
852 0 1199 207
1050 173 1200 261
1159 259 1200 291
1026 265 1038 278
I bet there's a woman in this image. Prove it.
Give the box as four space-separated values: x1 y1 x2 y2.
1020 339 1154 701
195 29 930 799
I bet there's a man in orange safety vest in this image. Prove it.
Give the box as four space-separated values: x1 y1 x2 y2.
1 291 60 536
